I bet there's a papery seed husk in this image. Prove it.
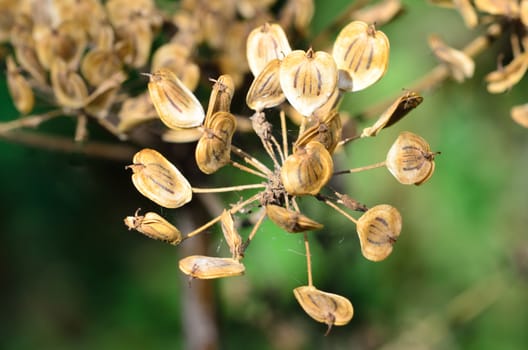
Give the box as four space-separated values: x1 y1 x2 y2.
246 22 292 77
428 34 474 82
295 111 342 154
280 49 338 117
81 49 123 87
179 255 245 279
281 141 334 196
386 131 437 185
115 20 153 68
361 91 423 137
511 103 528 128
195 111 237 174
205 75 235 126
84 71 127 119
332 21 390 92
117 92 158 132
485 52 528 94
356 204 402 262
266 204 323 233
220 210 243 259
50 58 88 109
162 127 204 143
293 286 353 328
246 59 285 111
13 44 47 86
127 148 192 208
312 87 343 119
124 210 182 245
147 68 205 129
151 42 199 90
6 55 34 114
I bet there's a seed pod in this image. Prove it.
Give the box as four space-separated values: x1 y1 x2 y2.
195 111 237 174
246 22 291 77
220 210 243 259
293 285 353 334
205 75 235 125
361 91 423 137
6 56 34 115
179 255 245 279
115 20 153 68
280 49 338 117
294 111 342 154
485 52 528 94
81 48 123 87
117 92 159 133
85 71 127 119
453 0 478 28
281 141 334 196
332 21 390 92
511 103 528 128
13 44 47 86
386 131 437 185
124 210 182 245
356 204 402 262
50 58 88 109
151 42 200 91
126 148 192 208
312 87 343 119
266 205 323 233
522 0 528 27
246 59 285 111
147 68 205 129
428 34 474 82
162 127 204 143
474 0 519 16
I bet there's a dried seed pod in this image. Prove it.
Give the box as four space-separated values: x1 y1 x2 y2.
335 193 368 212
266 204 323 233
115 19 153 68
6 56 34 114
246 59 285 111
50 58 88 109
386 131 437 185
361 91 423 137
147 68 205 129
127 148 192 208
475 0 519 16
195 111 237 174
117 92 158 133
356 204 402 261
293 285 353 333
13 44 47 86
162 127 204 143
312 87 343 119
485 52 528 94
246 22 291 77
179 255 245 279
281 141 334 196
294 111 342 154
332 21 390 92
280 49 338 117
428 34 474 82
353 0 403 26
124 210 182 245
81 49 123 87
151 42 199 90
84 71 127 119
220 210 243 259
511 103 528 128
205 75 235 125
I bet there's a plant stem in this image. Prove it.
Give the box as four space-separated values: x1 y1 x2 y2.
0 109 64 134
334 160 386 175
322 198 358 224
192 183 266 193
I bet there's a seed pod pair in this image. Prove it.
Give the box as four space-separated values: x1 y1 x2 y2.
124 210 182 245
205 75 235 123
179 255 245 279
295 111 342 154
246 22 292 77
485 52 528 94
266 205 323 233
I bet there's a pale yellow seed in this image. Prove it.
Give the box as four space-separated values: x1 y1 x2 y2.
179 255 245 279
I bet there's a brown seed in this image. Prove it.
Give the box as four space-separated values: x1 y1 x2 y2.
295 111 342 154
332 21 390 92
246 59 285 112
220 210 243 259
124 210 182 245
293 285 353 333
246 22 292 77
179 255 245 279
280 48 338 117
386 131 437 185
114 20 153 68
356 204 402 261
361 91 423 137
485 52 528 94
6 56 34 115
147 68 205 129
205 75 235 126
126 148 192 208
428 34 474 82
281 141 334 196
266 204 323 233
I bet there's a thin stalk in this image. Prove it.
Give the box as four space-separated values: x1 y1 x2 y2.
303 232 313 287
242 209 267 254
230 160 267 178
0 109 64 134
334 160 386 176
270 134 285 164
231 144 273 176
74 113 88 142
323 199 358 224
280 110 289 158
337 134 361 148
192 183 266 193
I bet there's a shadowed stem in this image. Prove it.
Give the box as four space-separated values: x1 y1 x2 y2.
0 109 64 134
334 160 386 175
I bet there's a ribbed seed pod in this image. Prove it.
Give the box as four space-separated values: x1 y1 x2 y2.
246 59 285 111
220 210 243 259
356 204 402 262
266 204 323 233
280 49 338 117
281 141 333 196
6 56 34 114
386 131 437 185
81 49 123 87
50 58 88 109
361 91 423 137
294 111 342 154
195 111 237 174
179 255 245 279
332 21 389 92
246 22 291 77
126 148 192 208
293 285 353 333
124 210 182 245
147 68 205 129
205 75 235 125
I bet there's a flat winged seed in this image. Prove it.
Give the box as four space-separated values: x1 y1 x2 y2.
386 131 437 185
266 204 323 233
281 141 334 196
485 52 528 94
361 91 423 137
511 103 528 128
279 49 338 117
246 59 285 111
124 210 182 245
127 148 192 208
293 285 353 333
246 22 292 77
147 68 205 129
179 255 245 279
220 210 243 259
428 34 474 82
205 75 235 126
356 204 402 262
332 21 390 92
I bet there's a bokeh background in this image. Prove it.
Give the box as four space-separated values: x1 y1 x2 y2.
1 1 527 349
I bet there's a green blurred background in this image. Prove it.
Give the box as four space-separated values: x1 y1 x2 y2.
1 1 527 349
